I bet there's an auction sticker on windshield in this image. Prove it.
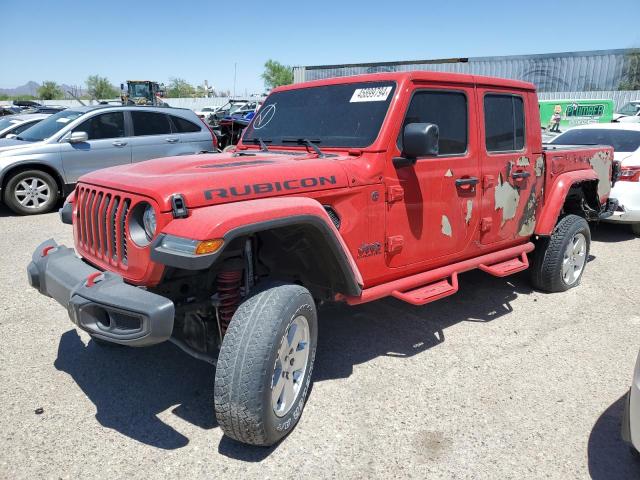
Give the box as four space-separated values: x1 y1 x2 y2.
350 86 393 103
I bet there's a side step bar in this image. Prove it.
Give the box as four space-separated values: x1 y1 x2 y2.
479 252 529 277
391 273 458 306
343 242 534 306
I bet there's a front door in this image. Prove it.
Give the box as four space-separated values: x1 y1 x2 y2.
60 111 132 183
477 91 539 245
385 86 481 268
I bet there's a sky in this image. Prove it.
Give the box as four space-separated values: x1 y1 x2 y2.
1 0 639 94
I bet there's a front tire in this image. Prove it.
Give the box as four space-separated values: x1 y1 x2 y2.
531 214 591 292
3 169 59 215
214 284 317 446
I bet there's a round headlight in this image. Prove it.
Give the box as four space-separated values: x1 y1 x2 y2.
142 205 157 241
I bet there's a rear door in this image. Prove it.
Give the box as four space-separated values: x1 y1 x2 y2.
59 111 131 183
129 110 179 162
477 91 538 244
384 86 481 267
168 114 213 152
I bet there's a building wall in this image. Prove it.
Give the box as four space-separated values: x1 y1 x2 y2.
293 49 639 93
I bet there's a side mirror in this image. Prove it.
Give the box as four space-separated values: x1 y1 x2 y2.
403 123 439 158
68 131 88 143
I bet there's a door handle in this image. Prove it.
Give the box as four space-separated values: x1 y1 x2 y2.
112 141 127 147
165 137 179 143
511 171 531 180
455 177 479 187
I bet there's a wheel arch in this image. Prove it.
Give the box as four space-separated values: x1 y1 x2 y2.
535 170 601 236
1 162 66 197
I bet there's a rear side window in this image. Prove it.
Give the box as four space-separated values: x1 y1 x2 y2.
131 111 171 136
74 112 125 140
484 94 525 152
170 115 201 133
400 90 468 155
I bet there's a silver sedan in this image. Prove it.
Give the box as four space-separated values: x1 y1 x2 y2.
0 113 50 139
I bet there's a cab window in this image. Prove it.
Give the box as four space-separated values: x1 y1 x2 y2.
400 90 468 156
484 94 525 152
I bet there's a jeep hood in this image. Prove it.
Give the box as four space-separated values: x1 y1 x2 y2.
79 151 350 211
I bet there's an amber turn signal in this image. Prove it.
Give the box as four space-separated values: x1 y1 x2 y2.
195 239 224 255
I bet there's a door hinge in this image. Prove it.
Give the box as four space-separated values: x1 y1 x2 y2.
386 186 404 203
386 235 404 253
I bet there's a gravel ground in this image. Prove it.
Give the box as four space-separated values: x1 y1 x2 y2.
1 205 639 479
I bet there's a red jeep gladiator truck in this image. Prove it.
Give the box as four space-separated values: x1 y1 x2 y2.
27 72 617 446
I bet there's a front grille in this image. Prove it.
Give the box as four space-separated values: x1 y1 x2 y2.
76 186 131 266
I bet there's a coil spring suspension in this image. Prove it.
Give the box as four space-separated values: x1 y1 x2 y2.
216 270 243 336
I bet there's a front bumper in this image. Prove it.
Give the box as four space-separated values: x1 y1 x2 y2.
27 239 174 346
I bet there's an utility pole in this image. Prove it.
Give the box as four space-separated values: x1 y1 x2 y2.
233 62 237 99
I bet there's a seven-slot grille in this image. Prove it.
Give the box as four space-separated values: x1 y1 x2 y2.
76 186 132 265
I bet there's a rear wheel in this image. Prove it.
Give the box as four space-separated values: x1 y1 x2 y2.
214 284 317 446
531 214 590 292
3 169 59 215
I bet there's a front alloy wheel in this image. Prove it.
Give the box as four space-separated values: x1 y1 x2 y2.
214 284 318 446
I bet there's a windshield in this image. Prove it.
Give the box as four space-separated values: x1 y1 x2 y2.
17 110 83 142
551 128 640 153
0 117 22 130
243 81 396 148
616 102 640 116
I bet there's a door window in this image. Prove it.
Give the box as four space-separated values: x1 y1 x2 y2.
73 112 125 140
170 115 201 133
484 94 525 152
400 91 468 155
131 111 172 136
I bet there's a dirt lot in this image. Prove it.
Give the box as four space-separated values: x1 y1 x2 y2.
1 205 639 479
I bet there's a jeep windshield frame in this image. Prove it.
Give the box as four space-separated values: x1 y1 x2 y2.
243 81 397 149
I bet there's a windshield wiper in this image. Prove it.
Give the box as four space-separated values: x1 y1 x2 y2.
249 137 271 152
281 138 325 157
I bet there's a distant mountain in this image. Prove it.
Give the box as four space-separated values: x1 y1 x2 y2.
0 81 86 98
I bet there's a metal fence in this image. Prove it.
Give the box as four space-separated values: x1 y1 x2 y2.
293 48 640 93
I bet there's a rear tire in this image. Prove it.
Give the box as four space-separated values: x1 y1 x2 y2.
214 284 317 446
631 223 640 236
531 214 591 292
3 169 59 215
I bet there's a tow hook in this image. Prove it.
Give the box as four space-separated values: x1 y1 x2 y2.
85 272 104 288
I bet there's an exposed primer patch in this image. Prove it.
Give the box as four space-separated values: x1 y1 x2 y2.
589 150 612 198
518 185 537 236
444 169 453 177
441 215 452 237
494 173 520 226
465 200 473 225
516 156 530 166
535 156 544 177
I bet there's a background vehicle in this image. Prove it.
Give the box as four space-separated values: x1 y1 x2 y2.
195 106 221 121
539 99 615 131
551 123 640 234
614 101 640 123
0 105 216 215
0 113 50 139
27 72 614 447
120 80 167 106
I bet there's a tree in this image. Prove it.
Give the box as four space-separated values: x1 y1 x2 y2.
618 51 640 90
86 75 118 100
166 78 195 98
261 60 293 90
37 81 63 100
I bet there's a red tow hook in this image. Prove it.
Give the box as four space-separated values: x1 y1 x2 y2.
41 246 56 257
86 272 104 288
